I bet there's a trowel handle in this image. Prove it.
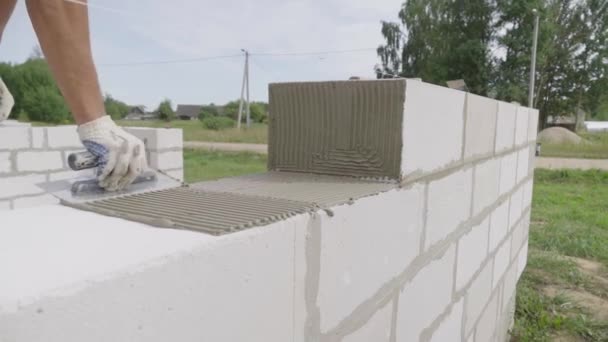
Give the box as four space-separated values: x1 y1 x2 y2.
68 151 98 171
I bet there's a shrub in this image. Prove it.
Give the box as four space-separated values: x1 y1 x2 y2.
202 116 235 130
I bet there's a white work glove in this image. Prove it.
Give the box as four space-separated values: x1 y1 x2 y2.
0 77 14 122
77 115 148 191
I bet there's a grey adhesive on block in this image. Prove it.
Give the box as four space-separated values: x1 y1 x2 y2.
268 80 406 179
68 187 315 235
191 171 395 207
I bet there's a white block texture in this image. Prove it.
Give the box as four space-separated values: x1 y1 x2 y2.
523 179 534 209
464 93 497 159
514 106 529 146
516 147 530 183
149 151 183 171
396 246 456 342
517 243 529 280
164 169 184 182
499 152 517 196
510 221 526 262
0 126 30 149
493 239 511 289
319 186 424 331
46 126 81 148
426 168 472 248
489 199 510 253
509 187 524 229
0 152 10 173
528 109 539 142
464 261 492 334
475 293 499 342
456 217 489 291
12 194 59 209
473 158 500 215
343 301 392 342
17 151 63 172
0 174 45 199
494 101 517 152
401 80 465 176
31 127 45 148
124 127 183 151
430 298 464 342
0 201 10 210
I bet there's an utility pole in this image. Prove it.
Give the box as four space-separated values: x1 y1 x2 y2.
528 9 540 108
237 49 250 129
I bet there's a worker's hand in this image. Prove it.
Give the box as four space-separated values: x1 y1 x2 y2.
0 77 14 122
77 115 147 191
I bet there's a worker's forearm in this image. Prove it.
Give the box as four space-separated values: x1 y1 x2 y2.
0 0 17 42
26 0 104 124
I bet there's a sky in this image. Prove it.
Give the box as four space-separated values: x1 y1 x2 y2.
0 0 402 109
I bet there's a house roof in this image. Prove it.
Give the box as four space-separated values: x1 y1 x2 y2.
176 105 202 118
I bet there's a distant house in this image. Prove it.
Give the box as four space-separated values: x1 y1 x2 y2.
124 106 160 120
546 115 576 132
176 105 202 120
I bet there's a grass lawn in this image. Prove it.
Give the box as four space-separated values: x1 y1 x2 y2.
118 120 268 144
540 132 608 159
512 169 608 341
183 149 267 183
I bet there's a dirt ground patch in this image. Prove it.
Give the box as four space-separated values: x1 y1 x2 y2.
538 127 584 144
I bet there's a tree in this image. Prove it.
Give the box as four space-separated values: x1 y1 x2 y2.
223 100 268 123
22 86 70 123
104 94 130 120
157 99 174 121
199 104 219 120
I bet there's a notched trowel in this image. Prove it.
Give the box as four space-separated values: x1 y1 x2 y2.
37 151 182 204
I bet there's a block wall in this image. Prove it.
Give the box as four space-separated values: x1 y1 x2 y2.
0 122 183 210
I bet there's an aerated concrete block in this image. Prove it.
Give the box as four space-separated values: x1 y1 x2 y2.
124 127 183 151
342 301 392 342
12 194 59 209
426 168 472 249
0 174 46 199
429 298 464 342
501 263 518 314
523 179 533 209
0 201 10 210
0 126 30 150
473 158 500 216
464 261 492 335
464 93 498 160
510 221 526 262
514 106 529 146
509 187 523 230
494 101 517 153
516 147 529 183
474 292 499 342
17 151 63 172
31 127 45 148
489 199 510 253
396 246 456 342
149 151 183 171
268 79 465 180
46 126 81 148
493 239 511 289
318 186 425 331
456 217 489 291
528 108 539 142
0 152 10 173
499 152 517 196
517 243 529 280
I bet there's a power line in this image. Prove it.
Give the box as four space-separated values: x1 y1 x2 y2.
252 47 377 57
98 54 243 67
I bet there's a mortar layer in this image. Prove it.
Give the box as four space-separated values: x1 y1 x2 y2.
268 80 406 179
191 171 395 207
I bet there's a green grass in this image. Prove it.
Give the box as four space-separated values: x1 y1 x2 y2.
540 132 608 159
118 120 268 144
183 149 267 183
512 169 608 341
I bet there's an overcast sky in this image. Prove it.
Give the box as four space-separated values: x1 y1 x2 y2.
0 0 402 109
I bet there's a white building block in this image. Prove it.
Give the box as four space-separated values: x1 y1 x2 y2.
516 147 529 183
31 127 45 148
528 109 539 142
124 127 183 151
510 221 526 262
489 199 510 253
494 101 517 152
17 151 63 172
343 301 392 342
48 169 95 181
493 239 511 289
464 93 498 160
426 168 472 249
456 217 489 291
522 179 534 209
517 243 528 280
464 261 492 335
514 106 529 146
509 187 523 230
501 263 518 314
429 298 464 342
499 152 517 196
0 174 45 199
13 194 59 209
319 186 425 331
473 158 500 215
0 201 10 211
0 126 30 149
396 246 456 342
46 125 81 148
149 150 183 171
474 293 499 342
164 169 184 182
0 206 306 342
401 80 465 176
0 152 11 173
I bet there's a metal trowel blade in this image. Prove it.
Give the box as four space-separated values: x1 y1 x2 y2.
36 170 182 204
